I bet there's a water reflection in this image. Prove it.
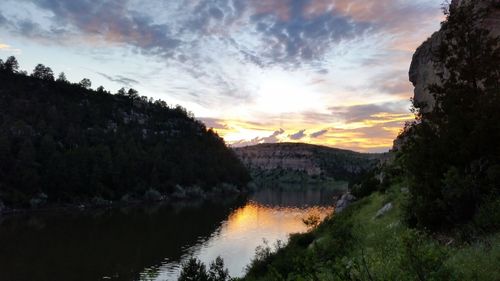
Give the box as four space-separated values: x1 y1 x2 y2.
0 188 340 281
146 188 338 280
0 198 245 281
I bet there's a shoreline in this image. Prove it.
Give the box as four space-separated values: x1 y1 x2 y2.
0 188 248 218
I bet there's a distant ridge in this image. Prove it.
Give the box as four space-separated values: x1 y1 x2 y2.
234 142 381 183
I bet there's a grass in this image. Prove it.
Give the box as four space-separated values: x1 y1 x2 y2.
240 181 500 281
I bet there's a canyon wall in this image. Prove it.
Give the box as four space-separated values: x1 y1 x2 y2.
409 0 500 111
234 143 381 181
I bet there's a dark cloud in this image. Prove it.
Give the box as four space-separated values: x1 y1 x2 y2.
329 101 409 123
198 118 228 130
26 0 180 57
310 129 328 138
2 0 440 69
97 72 139 87
289 129 306 140
250 0 369 65
264 128 286 142
0 12 7 25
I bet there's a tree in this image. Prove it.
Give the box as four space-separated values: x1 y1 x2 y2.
79 78 92 89
178 257 230 281
127 88 139 99
178 258 209 281
399 2 500 230
32 64 54 80
4 56 19 73
116 87 127 96
96 86 105 94
57 72 68 82
208 257 230 281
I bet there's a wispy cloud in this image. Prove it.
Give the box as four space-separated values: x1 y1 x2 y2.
0 42 21 54
310 129 328 138
289 129 306 140
97 72 139 88
0 0 442 152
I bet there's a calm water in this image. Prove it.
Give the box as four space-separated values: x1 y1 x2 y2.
0 187 340 281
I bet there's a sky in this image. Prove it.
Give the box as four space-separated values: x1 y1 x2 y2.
0 0 444 152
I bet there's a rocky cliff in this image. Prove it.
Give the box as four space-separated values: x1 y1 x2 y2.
409 0 500 111
234 143 381 182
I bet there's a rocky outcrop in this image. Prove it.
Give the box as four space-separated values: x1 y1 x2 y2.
374 202 393 219
234 143 381 180
335 193 356 213
235 143 321 176
409 0 500 111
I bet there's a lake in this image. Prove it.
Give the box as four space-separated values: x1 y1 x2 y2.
0 187 341 281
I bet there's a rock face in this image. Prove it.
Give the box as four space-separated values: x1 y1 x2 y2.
234 143 381 181
335 193 356 213
235 143 321 176
409 0 500 111
374 202 393 219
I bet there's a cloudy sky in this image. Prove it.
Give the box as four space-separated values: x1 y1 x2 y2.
0 0 443 152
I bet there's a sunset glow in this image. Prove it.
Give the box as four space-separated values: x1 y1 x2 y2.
0 0 443 152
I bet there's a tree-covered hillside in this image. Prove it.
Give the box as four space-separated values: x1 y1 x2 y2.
0 58 250 208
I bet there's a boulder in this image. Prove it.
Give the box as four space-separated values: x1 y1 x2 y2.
172 185 187 199
374 202 393 219
144 188 162 201
91 196 112 206
29 192 48 208
335 193 356 213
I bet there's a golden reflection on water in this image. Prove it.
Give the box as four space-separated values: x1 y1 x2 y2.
184 201 335 278
226 201 333 236
150 190 338 280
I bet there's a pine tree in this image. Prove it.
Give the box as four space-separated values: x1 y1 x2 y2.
400 2 500 229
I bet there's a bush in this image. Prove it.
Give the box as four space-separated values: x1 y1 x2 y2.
178 258 208 281
399 230 454 281
178 257 231 281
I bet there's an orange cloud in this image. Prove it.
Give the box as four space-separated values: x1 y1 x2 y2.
203 108 413 152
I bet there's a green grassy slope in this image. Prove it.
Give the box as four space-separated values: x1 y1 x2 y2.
241 181 500 281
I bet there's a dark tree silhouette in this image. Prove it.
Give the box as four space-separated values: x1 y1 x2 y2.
32 64 54 81
4 56 19 73
57 72 68 82
0 56 250 207
79 78 92 89
399 2 500 230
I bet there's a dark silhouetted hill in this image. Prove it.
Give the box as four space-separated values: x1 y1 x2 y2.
0 60 249 208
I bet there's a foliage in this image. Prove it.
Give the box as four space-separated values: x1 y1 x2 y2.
79 78 92 89
398 229 452 281
208 257 231 281
0 57 250 207
31 64 54 80
178 258 209 281
349 169 380 198
241 183 500 281
178 257 231 281
302 213 321 230
398 2 500 230
0 56 19 73
56 72 68 82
